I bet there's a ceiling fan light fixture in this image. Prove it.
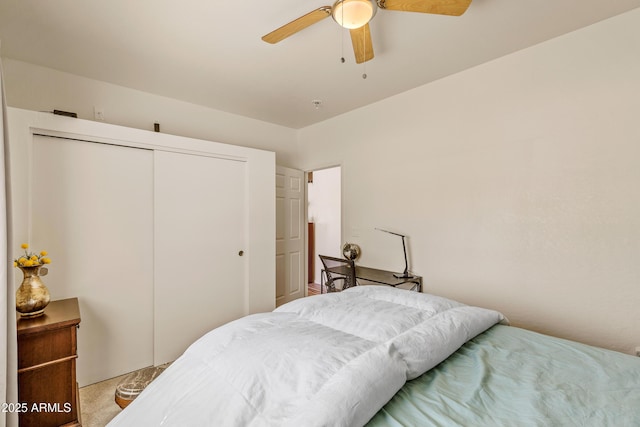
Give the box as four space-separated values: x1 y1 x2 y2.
332 0 377 29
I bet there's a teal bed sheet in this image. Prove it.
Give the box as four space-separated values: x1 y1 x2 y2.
367 325 640 426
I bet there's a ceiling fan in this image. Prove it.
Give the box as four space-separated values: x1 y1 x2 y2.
262 0 472 64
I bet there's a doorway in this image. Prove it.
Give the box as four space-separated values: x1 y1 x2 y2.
307 166 342 295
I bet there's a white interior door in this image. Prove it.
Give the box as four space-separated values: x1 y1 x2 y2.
31 135 154 386
154 150 247 365
275 165 305 306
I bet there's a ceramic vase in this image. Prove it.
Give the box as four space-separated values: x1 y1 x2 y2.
16 265 51 318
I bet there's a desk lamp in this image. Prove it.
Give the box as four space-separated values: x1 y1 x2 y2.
375 228 414 279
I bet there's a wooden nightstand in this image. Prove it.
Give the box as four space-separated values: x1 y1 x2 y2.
17 298 82 427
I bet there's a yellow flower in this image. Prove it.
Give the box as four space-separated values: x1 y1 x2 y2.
14 245 52 269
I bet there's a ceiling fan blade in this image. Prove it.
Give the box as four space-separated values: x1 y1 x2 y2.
378 0 472 16
262 7 332 44
350 24 374 64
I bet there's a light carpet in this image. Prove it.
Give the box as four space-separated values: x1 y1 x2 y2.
79 373 127 427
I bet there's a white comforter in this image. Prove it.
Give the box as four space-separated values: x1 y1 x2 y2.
108 286 505 427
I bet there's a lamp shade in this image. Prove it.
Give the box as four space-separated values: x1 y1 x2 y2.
332 0 378 29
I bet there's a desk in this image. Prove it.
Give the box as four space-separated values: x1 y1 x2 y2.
322 265 422 293
356 266 422 292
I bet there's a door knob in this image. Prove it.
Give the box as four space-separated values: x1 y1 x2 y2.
238 250 244 256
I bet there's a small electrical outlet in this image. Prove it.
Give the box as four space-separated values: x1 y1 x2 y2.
635 346 640 357
94 106 105 121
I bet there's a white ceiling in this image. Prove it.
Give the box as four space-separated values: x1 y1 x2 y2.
1 1 639 129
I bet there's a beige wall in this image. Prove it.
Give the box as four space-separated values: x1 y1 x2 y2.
3 9 639 355
1 58 299 166
298 9 640 354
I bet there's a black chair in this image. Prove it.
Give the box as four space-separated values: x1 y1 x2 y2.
319 255 357 293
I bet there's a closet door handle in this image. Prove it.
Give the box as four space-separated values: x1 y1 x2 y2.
238 250 244 256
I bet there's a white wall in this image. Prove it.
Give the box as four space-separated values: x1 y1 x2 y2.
308 167 342 283
3 10 639 356
298 9 640 354
1 58 299 166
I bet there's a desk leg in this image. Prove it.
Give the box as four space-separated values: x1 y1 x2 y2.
408 279 422 292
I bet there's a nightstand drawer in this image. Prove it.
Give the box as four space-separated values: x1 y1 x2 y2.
17 326 77 369
18 358 78 427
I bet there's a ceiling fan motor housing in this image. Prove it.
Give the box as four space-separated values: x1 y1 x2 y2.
332 0 378 29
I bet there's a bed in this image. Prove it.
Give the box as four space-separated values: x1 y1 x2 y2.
107 286 640 426
367 324 640 426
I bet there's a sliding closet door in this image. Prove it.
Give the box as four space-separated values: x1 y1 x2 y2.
31 135 154 386
154 151 247 365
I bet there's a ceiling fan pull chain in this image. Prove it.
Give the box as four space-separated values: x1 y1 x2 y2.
362 25 368 79
340 26 345 63
340 35 346 63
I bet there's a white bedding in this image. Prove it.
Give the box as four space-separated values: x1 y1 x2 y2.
108 286 505 427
